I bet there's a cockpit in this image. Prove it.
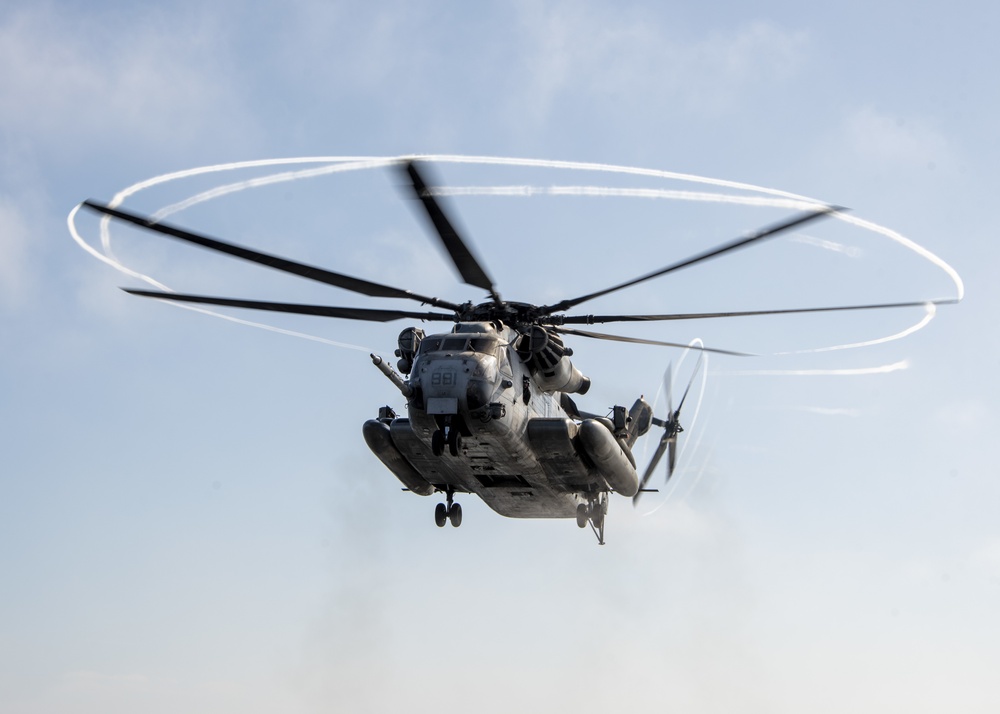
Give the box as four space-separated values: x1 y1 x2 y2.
417 335 500 356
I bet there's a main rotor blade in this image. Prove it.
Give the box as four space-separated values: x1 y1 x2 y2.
123 289 458 322
83 201 462 312
556 298 957 324
552 326 753 356
402 162 500 303
542 205 843 314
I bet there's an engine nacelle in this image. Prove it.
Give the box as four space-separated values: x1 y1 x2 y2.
516 326 591 395
394 327 425 374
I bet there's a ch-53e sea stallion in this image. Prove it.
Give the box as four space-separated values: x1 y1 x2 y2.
82 161 946 543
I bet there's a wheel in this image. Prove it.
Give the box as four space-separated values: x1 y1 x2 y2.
434 502 447 527
448 502 463 527
576 503 588 528
431 430 444 456
447 429 462 456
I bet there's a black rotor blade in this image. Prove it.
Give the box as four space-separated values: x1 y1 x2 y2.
542 205 843 314
83 201 462 312
402 162 500 303
633 354 705 506
552 326 752 356
633 437 669 506
675 351 705 415
665 362 674 423
123 289 458 323
557 298 957 324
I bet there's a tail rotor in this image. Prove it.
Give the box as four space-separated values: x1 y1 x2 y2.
633 351 705 505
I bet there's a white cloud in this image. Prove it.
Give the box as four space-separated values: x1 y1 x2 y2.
264 2 411 90
840 106 956 172
5 668 294 714
0 4 254 152
0 196 30 310
62 670 153 693
635 498 719 539
968 538 1000 577
511 6 808 121
936 398 994 440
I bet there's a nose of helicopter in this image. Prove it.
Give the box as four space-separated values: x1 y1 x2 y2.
416 353 495 415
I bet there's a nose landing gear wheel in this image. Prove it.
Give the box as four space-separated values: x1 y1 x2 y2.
434 502 448 527
448 502 463 527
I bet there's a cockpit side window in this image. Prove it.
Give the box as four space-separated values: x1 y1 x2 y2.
470 337 499 354
497 342 513 377
417 336 442 353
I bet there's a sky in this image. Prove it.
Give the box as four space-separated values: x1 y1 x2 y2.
2 1 998 712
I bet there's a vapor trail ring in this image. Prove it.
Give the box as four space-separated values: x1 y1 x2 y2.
68 155 962 358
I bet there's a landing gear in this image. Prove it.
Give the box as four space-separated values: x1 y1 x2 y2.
434 489 463 528
431 425 463 456
578 493 608 545
448 502 462 527
447 428 462 456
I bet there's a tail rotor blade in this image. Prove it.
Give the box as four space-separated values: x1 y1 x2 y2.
634 349 707 505
664 361 674 421
634 362 673 506
633 435 669 505
665 349 705 482
675 351 705 415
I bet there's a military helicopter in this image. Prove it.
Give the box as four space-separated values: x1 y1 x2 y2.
81 161 949 544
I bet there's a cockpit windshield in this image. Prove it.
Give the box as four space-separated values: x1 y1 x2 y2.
417 335 500 355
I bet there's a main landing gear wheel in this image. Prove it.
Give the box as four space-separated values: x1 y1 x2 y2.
579 494 608 545
590 501 605 529
447 428 462 456
431 430 445 456
449 502 463 527
435 489 462 529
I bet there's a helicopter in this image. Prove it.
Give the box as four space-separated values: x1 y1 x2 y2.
81 161 953 544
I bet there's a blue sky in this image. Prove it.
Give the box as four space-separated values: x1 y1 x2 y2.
2 1 997 712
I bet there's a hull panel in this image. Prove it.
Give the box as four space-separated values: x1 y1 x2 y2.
388 416 585 519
